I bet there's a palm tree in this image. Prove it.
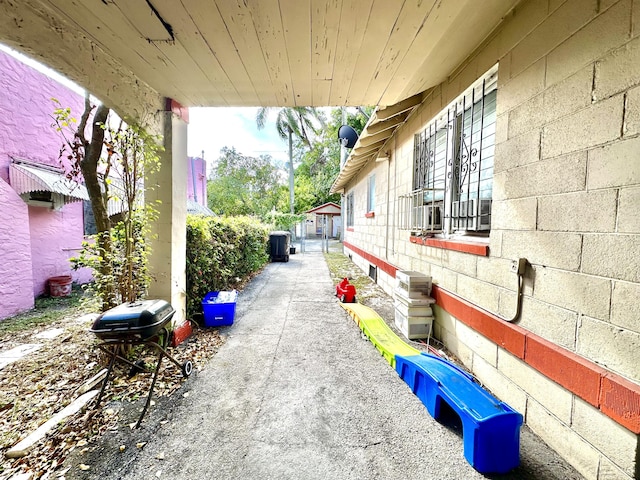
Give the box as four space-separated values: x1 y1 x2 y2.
256 107 325 214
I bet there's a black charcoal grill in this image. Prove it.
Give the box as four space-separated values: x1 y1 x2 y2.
90 300 193 428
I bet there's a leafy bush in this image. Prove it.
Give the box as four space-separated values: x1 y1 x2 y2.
186 215 270 319
55 99 162 311
262 211 305 232
71 208 157 308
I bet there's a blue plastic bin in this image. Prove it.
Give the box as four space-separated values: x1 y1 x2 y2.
202 291 237 327
395 353 523 474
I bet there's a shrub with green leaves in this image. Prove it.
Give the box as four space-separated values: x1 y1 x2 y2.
186 215 270 319
262 211 305 232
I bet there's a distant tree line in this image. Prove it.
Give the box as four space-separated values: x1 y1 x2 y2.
207 106 371 217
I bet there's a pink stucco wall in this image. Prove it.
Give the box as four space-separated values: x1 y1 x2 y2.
186 156 207 206
27 203 90 296
0 180 34 317
0 48 92 318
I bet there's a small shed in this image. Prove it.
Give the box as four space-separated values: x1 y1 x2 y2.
305 202 342 239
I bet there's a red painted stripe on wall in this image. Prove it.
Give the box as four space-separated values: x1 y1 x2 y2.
165 98 189 123
343 241 640 433
409 235 490 256
600 374 640 434
343 241 397 277
431 286 527 359
524 334 605 408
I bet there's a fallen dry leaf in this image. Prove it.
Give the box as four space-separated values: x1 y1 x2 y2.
78 463 90 471
0 313 225 479
57 466 71 476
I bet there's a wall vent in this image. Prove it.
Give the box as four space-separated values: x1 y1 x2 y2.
369 265 377 282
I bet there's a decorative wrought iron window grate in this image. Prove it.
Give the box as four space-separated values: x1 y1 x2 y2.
399 65 498 234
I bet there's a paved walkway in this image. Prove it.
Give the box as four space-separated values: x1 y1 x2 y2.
88 239 582 480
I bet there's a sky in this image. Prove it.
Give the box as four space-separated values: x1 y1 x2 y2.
188 107 289 169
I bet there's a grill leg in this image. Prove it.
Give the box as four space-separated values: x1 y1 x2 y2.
94 345 118 409
146 339 183 371
135 348 164 429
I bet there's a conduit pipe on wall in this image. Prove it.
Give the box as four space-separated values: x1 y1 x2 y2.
497 258 527 323
384 151 391 260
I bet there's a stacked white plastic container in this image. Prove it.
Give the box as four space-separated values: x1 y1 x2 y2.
394 270 435 340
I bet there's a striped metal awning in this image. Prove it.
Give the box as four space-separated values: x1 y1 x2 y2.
187 199 216 217
330 93 424 194
9 161 89 203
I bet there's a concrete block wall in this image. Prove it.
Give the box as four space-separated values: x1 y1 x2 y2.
343 153 396 284
341 0 640 478
494 0 640 382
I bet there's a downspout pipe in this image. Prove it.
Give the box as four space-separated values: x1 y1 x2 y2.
441 260 527 324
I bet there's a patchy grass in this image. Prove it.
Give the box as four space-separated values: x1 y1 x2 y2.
324 244 381 305
323 242 450 358
0 286 95 337
0 286 225 480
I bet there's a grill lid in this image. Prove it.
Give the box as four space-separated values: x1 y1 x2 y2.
90 299 175 340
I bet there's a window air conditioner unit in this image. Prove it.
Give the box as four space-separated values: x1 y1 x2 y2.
474 199 492 231
452 200 474 218
452 199 491 231
452 200 460 219
414 204 442 230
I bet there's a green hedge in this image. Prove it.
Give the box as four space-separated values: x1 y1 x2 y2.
186 215 270 319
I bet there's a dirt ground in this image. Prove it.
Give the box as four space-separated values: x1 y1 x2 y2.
0 299 224 480
0 247 423 480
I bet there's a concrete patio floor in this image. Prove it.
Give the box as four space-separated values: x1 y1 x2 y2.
73 238 583 480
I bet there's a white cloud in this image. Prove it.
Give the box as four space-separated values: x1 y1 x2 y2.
188 107 289 169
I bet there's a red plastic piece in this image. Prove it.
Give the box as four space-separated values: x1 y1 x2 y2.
336 278 357 303
170 320 193 347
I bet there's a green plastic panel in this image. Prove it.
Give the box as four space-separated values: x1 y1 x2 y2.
340 302 420 367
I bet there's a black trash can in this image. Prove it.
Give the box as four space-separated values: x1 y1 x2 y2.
269 231 291 262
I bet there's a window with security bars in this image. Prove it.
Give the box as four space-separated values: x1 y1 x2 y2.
399 66 497 234
346 192 354 227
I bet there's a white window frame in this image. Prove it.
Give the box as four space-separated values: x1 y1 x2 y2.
367 174 375 213
346 191 354 227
